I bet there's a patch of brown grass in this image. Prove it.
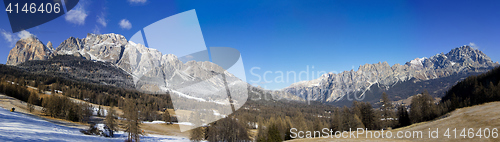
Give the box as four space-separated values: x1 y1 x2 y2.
289 102 500 142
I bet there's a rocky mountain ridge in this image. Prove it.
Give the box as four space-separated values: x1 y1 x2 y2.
6 35 54 66
6 33 498 106
56 33 127 63
279 45 498 104
6 33 252 107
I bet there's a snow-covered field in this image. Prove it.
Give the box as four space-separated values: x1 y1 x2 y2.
0 107 190 142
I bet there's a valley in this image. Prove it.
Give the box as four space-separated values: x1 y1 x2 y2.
289 101 500 142
2 33 500 142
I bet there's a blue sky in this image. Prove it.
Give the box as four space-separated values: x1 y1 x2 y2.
1 0 499 90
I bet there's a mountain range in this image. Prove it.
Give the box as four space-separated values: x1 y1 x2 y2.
6 34 255 108
6 33 498 106
275 45 498 106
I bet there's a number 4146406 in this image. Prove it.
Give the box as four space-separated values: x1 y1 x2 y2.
444 128 498 139
6 3 61 14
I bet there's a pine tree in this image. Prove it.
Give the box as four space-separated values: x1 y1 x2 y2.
267 124 282 142
293 111 308 131
355 101 378 130
27 92 39 112
105 105 117 137
331 107 342 131
163 110 171 124
79 103 93 123
206 117 249 142
381 92 394 128
124 99 142 142
190 127 205 141
284 116 294 140
420 90 437 121
410 94 423 123
256 117 268 142
66 105 79 122
313 118 323 131
397 105 411 128
97 106 102 117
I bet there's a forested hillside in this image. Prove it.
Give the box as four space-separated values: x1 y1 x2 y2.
2 60 500 141
0 63 174 120
441 66 500 111
18 55 135 89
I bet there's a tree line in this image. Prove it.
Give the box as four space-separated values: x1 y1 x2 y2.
190 66 500 141
395 66 500 129
2 63 499 141
0 64 174 121
0 64 175 141
441 66 500 111
189 90 399 141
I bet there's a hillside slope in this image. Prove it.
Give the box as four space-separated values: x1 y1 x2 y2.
289 101 500 142
17 55 134 89
0 103 190 142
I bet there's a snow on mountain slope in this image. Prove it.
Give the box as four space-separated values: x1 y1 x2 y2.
0 107 189 142
282 45 499 103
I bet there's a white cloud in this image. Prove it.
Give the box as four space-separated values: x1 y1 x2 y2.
65 3 88 25
469 42 479 49
128 0 147 4
0 29 34 47
17 30 33 39
97 13 107 27
93 25 101 34
0 29 15 44
119 19 132 30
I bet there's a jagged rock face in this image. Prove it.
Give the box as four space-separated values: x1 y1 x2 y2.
9 33 495 106
116 41 165 90
56 37 85 55
6 36 54 66
47 41 53 50
52 33 245 98
56 33 127 63
6 33 252 110
282 45 499 103
116 40 246 104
